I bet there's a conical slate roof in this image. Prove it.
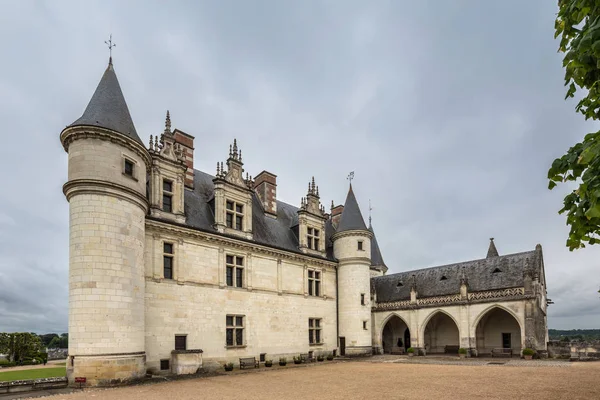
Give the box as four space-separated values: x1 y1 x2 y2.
487 238 499 258
369 223 386 268
337 184 368 232
69 60 142 145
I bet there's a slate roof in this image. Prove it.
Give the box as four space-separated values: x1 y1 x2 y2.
371 248 542 302
337 185 368 232
69 61 143 145
184 170 334 260
369 223 387 270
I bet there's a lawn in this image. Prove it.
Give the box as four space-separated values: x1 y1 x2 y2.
0 367 66 382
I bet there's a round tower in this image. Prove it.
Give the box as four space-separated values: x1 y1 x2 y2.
332 184 373 356
60 58 150 386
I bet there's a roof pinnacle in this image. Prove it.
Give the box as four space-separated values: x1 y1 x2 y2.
487 238 499 258
164 110 171 135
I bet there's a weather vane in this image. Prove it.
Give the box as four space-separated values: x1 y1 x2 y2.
347 171 354 184
105 34 116 63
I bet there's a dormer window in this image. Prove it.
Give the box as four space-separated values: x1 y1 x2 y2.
493 268 502 273
163 179 173 213
226 200 244 231
397 281 403 287
307 228 320 250
440 275 448 281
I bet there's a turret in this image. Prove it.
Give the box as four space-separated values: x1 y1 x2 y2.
60 58 150 386
332 184 373 356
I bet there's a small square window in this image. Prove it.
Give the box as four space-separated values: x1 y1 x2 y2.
175 335 187 351
163 179 173 193
164 243 173 254
124 159 134 177
160 359 170 370
358 241 364 251
363 321 368 330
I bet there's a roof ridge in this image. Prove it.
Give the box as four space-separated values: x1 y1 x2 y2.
379 249 538 278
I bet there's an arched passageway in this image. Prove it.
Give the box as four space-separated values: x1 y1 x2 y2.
423 312 460 354
475 307 522 356
382 316 411 354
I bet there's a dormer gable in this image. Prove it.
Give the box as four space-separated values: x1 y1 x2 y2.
298 177 327 255
149 111 187 223
212 139 254 239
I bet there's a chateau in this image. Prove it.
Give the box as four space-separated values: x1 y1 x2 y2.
60 59 549 386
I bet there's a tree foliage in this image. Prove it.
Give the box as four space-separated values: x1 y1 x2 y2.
0 333 43 362
548 0 600 250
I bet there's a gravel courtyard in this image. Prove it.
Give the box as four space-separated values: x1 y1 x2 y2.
49 360 600 400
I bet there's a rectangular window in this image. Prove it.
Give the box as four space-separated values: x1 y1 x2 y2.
309 318 322 344
226 315 245 347
363 321 368 330
163 179 173 213
160 359 170 370
174 335 187 351
358 241 363 251
306 227 320 250
226 255 244 288
163 242 174 279
361 293 365 305
124 159 134 177
226 200 244 230
308 269 321 296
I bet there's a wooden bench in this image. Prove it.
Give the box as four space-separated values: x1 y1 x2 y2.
239 357 259 369
491 348 512 358
444 345 460 354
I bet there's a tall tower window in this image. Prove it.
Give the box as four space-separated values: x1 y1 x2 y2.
308 270 321 296
163 179 173 213
123 158 134 178
357 241 364 251
163 242 174 279
307 228 320 250
361 293 365 305
226 255 244 287
226 200 244 230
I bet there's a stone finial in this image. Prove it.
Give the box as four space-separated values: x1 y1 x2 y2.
149 134 154 151
220 162 224 175
331 200 334 209
216 162 221 177
229 144 233 157
460 266 468 286
239 149 242 162
164 110 172 135
155 135 160 150
316 185 319 197
487 238 499 258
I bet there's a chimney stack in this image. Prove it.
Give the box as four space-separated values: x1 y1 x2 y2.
173 129 194 188
254 171 277 216
331 204 344 228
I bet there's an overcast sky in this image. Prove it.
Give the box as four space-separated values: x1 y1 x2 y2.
0 0 598 333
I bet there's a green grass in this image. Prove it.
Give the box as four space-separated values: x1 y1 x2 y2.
0 367 66 382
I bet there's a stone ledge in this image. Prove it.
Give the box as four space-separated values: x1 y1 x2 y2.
171 349 204 354
0 377 68 394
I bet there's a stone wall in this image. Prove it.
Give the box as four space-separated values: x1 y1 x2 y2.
548 341 600 360
144 227 337 372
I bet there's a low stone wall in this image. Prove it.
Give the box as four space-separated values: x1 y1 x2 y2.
66 353 146 387
171 350 203 375
0 377 68 394
548 341 600 360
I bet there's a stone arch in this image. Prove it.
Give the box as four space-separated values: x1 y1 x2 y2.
380 313 411 354
420 309 461 354
471 304 524 334
473 305 523 356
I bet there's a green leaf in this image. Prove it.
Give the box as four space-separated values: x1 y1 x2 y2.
585 204 600 219
549 181 558 190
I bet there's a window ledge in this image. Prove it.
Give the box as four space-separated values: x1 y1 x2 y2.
309 343 325 346
122 172 139 182
225 345 247 350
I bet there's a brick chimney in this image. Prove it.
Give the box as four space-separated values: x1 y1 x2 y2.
254 171 277 216
331 204 344 228
173 129 194 188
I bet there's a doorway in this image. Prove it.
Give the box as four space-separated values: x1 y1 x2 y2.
340 337 346 356
404 328 411 351
502 333 511 349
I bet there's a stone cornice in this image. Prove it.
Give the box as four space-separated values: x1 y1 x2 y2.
63 179 149 212
331 229 373 242
60 125 151 169
145 217 338 269
372 287 531 312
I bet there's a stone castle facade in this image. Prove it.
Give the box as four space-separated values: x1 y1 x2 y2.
60 60 549 386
